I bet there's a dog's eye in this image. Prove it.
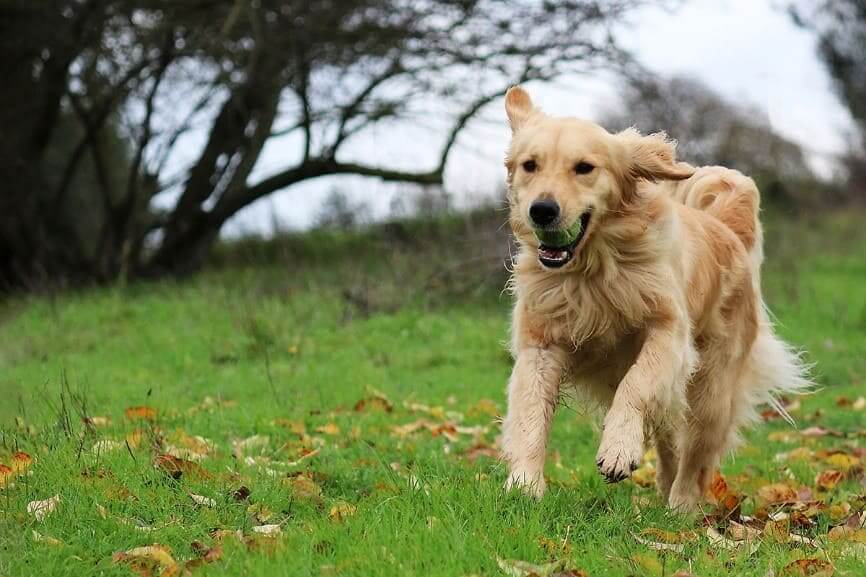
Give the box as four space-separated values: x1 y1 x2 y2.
522 159 537 173
574 162 594 175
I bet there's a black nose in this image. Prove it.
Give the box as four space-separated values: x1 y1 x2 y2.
529 199 560 226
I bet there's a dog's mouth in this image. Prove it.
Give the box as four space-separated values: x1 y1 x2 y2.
535 210 592 269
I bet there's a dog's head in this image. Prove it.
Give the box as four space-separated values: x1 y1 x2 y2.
504 86 694 270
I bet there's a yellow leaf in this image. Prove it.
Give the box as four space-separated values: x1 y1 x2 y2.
288 473 322 500
467 399 499 418
824 453 859 471
757 483 797 506
780 558 834 577
328 501 357 522
112 544 179 577
316 423 340 436
125 406 157 421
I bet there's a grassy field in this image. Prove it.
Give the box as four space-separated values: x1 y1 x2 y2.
1 209 865 577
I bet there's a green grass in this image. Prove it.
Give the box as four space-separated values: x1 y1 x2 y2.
1 209 865 576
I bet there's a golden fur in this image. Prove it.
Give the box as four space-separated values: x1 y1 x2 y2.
499 87 809 510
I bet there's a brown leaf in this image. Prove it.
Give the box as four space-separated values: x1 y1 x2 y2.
185 541 223 570
287 473 322 500
353 396 393 413
462 443 500 463
232 486 251 502
815 469 843 491
153 454 210 480
780 558 833 577
125 406 157 421
273 419 306 435
757 483 798 506
112 544 179 577
84 416 112 427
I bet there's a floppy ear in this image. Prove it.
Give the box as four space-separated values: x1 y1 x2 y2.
505 86 535 132
619 128 695 182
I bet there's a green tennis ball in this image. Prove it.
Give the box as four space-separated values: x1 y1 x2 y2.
534 218 583 247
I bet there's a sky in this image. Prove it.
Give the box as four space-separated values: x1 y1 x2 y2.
218 0 856 237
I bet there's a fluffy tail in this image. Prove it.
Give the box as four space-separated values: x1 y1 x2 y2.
741 309 813 426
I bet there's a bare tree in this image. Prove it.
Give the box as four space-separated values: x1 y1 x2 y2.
0 0 646 288
601 75 827 206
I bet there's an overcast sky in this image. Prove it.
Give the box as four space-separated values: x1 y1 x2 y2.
220 0 855 236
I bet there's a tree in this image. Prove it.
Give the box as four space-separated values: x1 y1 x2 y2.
0 0 646 289
790 0 866 201
600 75 826 206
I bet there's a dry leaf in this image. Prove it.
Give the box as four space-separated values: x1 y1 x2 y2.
274 419 306 434
84 416 112 427
288 473 322 500
780 558 833 577
189 493 216 507
467 398 499 418
853 397 866 410
112 544 179 577
153 454 210 480
328 501 357 522
353 396 393 413
630 462 656 488
247 503 274 523
496 557 570 577
815 469 843 491
706 526 759 555
757 483 797 506
31 530 63 545
315 423 340 436
632 531 685 553
125 406 157 421
232 435 270 459
251 524 282 535
462 443 499 463
27 495 60 521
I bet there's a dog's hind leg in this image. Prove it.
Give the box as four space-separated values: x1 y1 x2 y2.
654 424 681 501
668 343 747 511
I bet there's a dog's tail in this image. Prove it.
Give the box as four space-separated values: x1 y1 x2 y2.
740 307 813 426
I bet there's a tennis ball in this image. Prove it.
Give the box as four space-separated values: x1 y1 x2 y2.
534 218 583 247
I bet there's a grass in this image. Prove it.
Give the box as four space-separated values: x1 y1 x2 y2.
1 208 865 576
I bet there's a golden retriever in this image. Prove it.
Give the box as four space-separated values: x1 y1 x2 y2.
499 86 810 510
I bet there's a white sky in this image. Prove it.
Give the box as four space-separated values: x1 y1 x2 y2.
220 0 855 236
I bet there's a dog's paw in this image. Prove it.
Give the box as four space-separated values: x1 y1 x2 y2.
595 412 644 483
505 470 547 499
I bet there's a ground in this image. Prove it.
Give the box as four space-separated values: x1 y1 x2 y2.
0 210 865 577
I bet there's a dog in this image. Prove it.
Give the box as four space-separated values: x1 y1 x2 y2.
499 86 810 510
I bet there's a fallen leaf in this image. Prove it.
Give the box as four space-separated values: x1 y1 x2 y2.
287 473 322 500
188 493 216 507
232 486 251 502
632 531 685 553
27 495 60 521
630 553 663 577
84 416 112 427
853 397 866 410
815 469 843 491
328 501 356 522
153 454 210 480
467 398 499 418
706 526 759 555
315 423 340 436
828 526 866 543
823 452 860 471
780 558 833 577
112 544 179 577
31 530 63 545
757 483 798 507
251 524 281 535
496 557 576 577
353 396 393 413
125 406 157 421
462 443 499 463
247 503 274 523
232 435 270 459
274 419 306 434
630 461 656 488
186 541 223 569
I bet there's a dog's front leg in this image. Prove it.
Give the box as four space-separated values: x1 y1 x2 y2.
501 344 567 498
596 317 691 483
